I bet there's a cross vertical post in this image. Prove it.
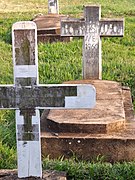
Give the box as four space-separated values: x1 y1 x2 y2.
83 5 101 79
12 21 42 178
48 0 59 14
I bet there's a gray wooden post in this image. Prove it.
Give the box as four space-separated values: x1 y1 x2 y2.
0 21 96 178
61 5 124 79
48 0 59 14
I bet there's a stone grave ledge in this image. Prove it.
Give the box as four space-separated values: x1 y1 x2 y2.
33 14 72 43
41 119 135 162
41 80 135 162
41 124 135 162
0 169 67 180
41 80 134 134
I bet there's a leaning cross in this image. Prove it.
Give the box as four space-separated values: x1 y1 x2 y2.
61 5 124 79
48 0 59 14
0 21 96 178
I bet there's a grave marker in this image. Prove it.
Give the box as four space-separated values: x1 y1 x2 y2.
48 0 59 14
61 5 124 79
0 21 96 178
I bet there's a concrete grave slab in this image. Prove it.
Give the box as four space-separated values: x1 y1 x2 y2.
41 80 126 134
41 80 135 162
33 14 72 43
33 0 71 43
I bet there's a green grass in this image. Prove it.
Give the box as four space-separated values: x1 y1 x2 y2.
38 40 82 84
0 0 135 178
43 157 135 179
0 110 16 169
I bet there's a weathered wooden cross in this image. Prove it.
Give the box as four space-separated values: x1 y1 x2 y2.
48 0 59 14
0 21 96 178
61 5 124 79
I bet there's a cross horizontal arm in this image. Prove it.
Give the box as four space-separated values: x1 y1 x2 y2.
61 19 124 37
0 84 96 109
61 20 85 36
100 19 124 37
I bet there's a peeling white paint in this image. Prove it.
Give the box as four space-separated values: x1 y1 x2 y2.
14 65 37 78
65 85 96 109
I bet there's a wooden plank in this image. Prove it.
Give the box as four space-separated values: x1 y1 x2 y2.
61 20 85 36
12 21 42 178
29 141 42 176
12 21 38 86
100 19 124 36
29 110 42 177
83 5 101 79
16 110 29 177
16 110 42 178
61 19 124 37
0 84 96 109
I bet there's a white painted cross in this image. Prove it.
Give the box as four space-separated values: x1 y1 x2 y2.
48 0 59 14
0 21 96 178
61 5 124 79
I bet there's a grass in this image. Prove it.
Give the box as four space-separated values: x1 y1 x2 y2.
43 157 135 179
0 0 135 178
0 110 16 169
0 0 48 13
38 40 82 84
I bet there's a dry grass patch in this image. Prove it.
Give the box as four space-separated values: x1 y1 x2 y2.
0 0 48 13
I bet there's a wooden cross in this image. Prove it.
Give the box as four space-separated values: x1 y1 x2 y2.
0 21 96 178
61 5 124 79
48 0 59 14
